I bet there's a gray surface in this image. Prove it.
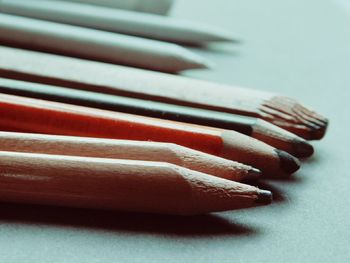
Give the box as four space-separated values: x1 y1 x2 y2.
0 0 349 262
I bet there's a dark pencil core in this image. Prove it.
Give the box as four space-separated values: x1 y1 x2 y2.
293 139 314 158
244 168 262 181
255 190 273 204
275 149 300 174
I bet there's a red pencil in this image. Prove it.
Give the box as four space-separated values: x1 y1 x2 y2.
0 93 300 177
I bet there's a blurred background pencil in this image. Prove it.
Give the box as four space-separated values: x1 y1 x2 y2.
0 0 236 45
0 46 327 140
0 93 300 177
0 14 209 72
0 78 313 158
0 131 261 182
54 0 174 15
0 151 272 215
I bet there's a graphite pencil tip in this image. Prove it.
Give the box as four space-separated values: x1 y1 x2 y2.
293 138 314 158
255 190 273 204
310 119 329 140
244 167 262 181
275 149 301 174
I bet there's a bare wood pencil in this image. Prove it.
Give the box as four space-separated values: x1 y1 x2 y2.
0 46 327 140
0 131 260 182
0 78 313 157
0 14 209 72
0 0 235 44
55 0 174 15
0 151 271 215
0 93 300 177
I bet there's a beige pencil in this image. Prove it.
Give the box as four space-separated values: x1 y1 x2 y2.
0 151 272 215
0 131 260 182
0 14 209 72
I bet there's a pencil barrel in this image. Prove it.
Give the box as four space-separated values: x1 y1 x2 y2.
0 14 207 72
59 0 174 15
0 0 232 44
0 151 261 215
0 46 328 139
0 78 313 158
0 92 298 176
0 131 257 182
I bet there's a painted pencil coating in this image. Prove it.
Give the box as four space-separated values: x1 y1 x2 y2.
0 14 209 72
0 0 235 44
0 131 260 182
55 0 174 15
0 93 300 176
0 46 327 139
0 78 313 157
0 151 271 215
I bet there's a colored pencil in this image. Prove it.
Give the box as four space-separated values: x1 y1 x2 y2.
0 0 235 44
0 46 327 140
0 14 209 72
0 151 272 215
0 131 261 182
0 78 313 157
0 93 300 177
55 0 174 15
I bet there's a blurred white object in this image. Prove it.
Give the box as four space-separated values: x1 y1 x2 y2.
0 14 210 72
51 0 174 15
0 0 236 45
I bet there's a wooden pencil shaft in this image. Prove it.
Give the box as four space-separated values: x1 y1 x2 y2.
0 151 263 215
0 46 327 140
2 81 316 160
54 0 174 15
0 0 234 44
0 93 293 176
0 78 316 159
0 131 257 182
0 78 254 135
0 14 208 72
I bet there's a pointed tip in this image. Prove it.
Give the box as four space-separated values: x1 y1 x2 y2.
217 35 242 44
192 56 215 70
211 35 240 43
181 53 214 70
310 120 329 140
197 59 215 69
203 28 240 43
293 138 314 158
255 189 273 204
242 167 261 182
275 149 301 174
166 45 211 71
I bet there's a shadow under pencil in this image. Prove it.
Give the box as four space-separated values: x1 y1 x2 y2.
0 203 260 237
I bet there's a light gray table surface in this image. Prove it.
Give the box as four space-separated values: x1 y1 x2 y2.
0 0 349 262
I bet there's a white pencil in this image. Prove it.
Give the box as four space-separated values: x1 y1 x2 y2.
0 13 209 72
55 0 174 15
0 0 235 45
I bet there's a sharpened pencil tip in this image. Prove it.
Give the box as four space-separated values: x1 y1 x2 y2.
204 28 240 43
255 190 273 204
179 47 214 70
293 138 314 158
243 167 262 181
275 149 300 174
310 119 329 140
